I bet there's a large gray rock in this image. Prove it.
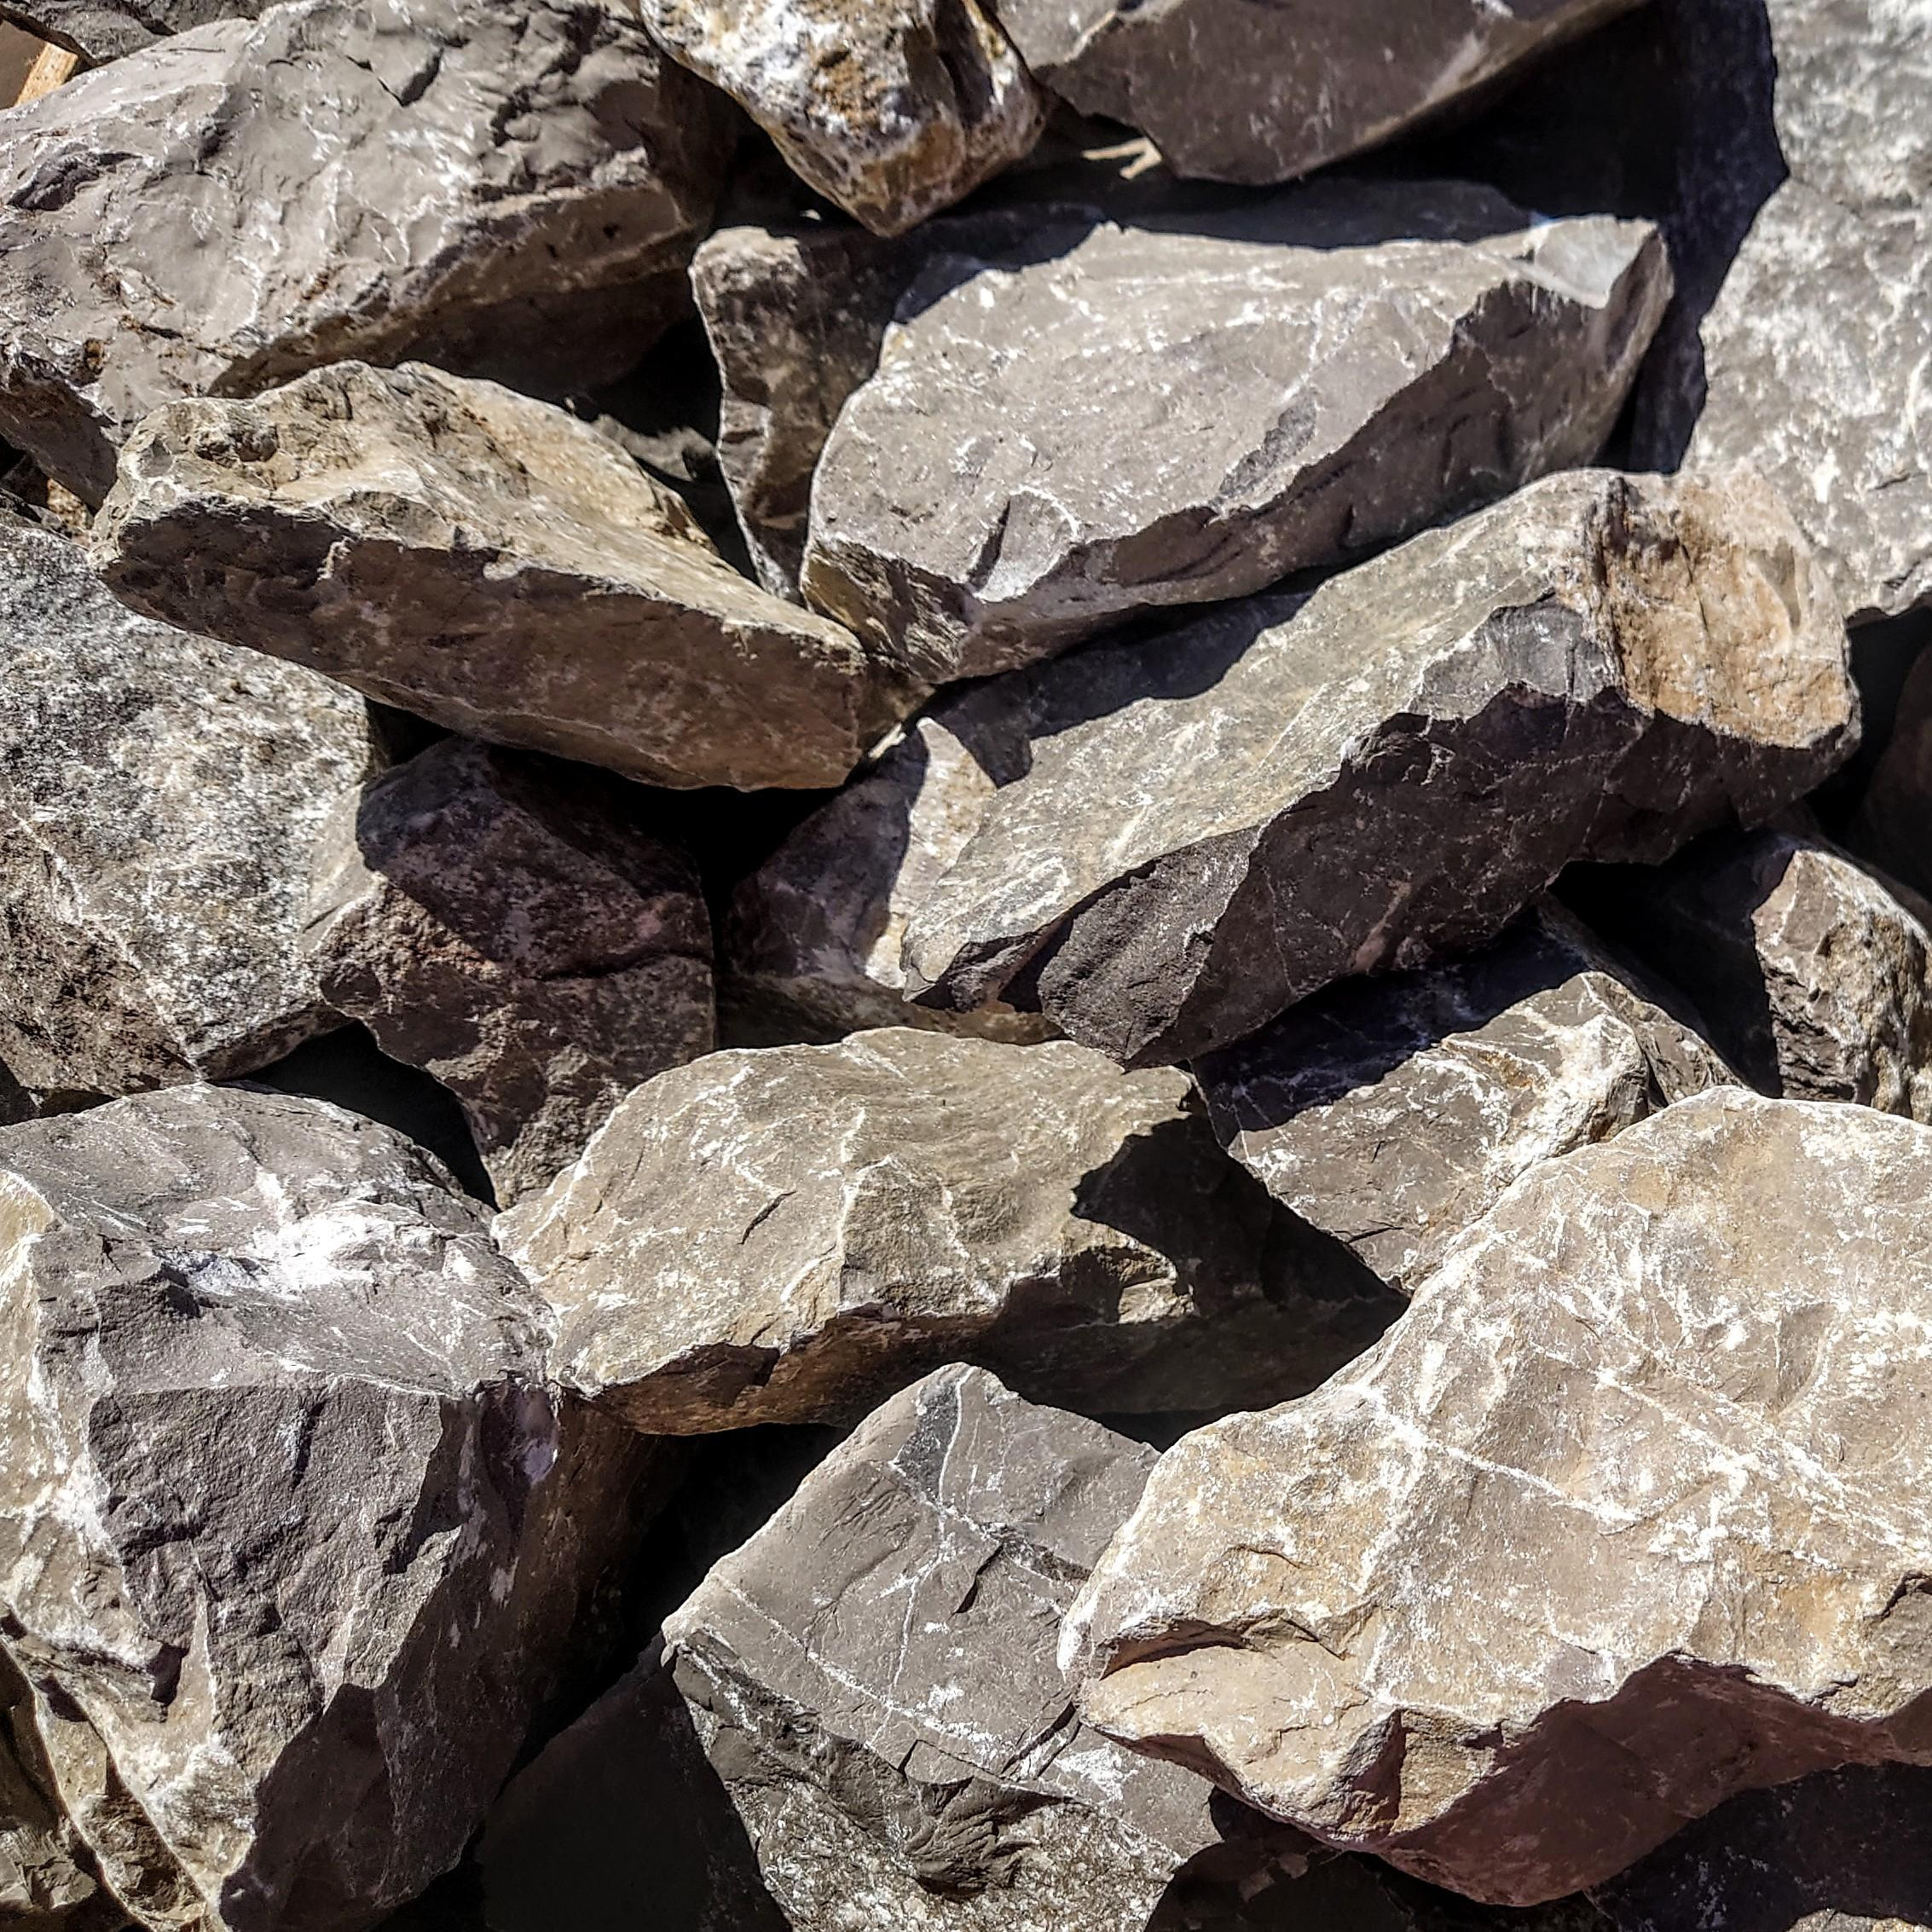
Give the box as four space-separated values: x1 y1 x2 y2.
0 0 735 504
305 738 715 1207
1854 647 1932 904
900 466 1859 1067
800 185 1670 682
0 0 255 61
1066 1090 1932 1905
498 1027 1397 1432
642 0 1043 237
1194 902 1735 1296
92 362 911 790
0 512 379 1105
990 0 1640 185
0 1085 656 1931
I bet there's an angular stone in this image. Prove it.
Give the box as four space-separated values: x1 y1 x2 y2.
902 466 1859 1067
305 738 715 1207
1854 647 1932 904
0 511 379 1104
1066 1090 1932 1905
499 1027 1398 1432
1567 830 1932 1121
0 0 254 61
93 362 911 790
1 1647 117 1927
990 0 1639 186
0 0 734 503
1194 901 1735 1296
641 0 1043 237
800 185 1671 681
0 1085 655 1931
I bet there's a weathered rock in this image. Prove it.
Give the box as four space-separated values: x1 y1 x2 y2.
1854 647 1932 904
901 466 1859 1067
1194 902 1734 1296
499 1027 1398 1432
93 362 911 790
990 0 1639 186
0 0 735 503
1 1647 116 1926
0 1084 656 1931
1566 830 1932 1121
0 0 255 61
1067 1090 1932 1905
641 0 1043 237
800 184 1671 681
305 738 715 1207
0 511 379 1104
662 1365 1322 1931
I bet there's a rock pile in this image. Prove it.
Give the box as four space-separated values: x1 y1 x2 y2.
0 0 1927 1927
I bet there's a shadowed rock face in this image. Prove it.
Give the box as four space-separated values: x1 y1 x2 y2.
0 0 735 503
0 0 257 60
800 182 1670 682
898 466 1859 1067
1854 649 1932 904
1065 1091 1932 1906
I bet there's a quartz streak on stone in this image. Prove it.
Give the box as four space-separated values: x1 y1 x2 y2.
0 0 734 503
0 512 379 1103
499 1027 1397 1431
990 0 1639 186
801 185 1670 682
0 0 257 61
641 0 1043 237
1195 901 1735 1295
902 466 1858 1067
1066 1090 1932 1905
92 362 906 791
305 738 715 1206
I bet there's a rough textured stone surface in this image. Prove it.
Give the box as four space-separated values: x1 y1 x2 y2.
1194 902 1734 1296
641 0 1043 237
990 0 1639 186
1854 648 1932 904
0 1085 655 1932
500 1027 1398 1432
1 1646 117 1926
0 0 256 61
93 362 909 791
901 466 1859 1067
662 1365 1321 1931
0 0 735 503
1567 830 1932 1121
0 512 379 1105
305 738 715 1208
800 185 1670 681
1067 1090 1932 1906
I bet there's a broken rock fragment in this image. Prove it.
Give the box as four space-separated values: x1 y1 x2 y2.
0 0 257 61
305 737 715 1207
801 184 1670 680
902 466 1858 1066
93 362 910 790
1067 1090 1932 1905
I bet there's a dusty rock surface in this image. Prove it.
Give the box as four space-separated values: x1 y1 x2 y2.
0 0 257 59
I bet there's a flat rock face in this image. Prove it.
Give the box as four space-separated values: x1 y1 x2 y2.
1065 1091 1932 1906
643 0 1043 236
662 1365 1319 1931
0 512 379 1105
1194 902 1735 1295
92 362 910 791
0 0 734 503
991 0 1638 185
306 738 715 1207
499 1027 1398 1432
800 185 1670 682
1854 650 1932 903
0 1085 649 1931
901 466 1859 1067
0 0 255 61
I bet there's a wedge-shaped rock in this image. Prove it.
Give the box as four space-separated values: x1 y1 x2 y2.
0 1085 653 1932
0 512 379 1104
93 362 908 790
1066 1091 1932 1905
902 466 1858 1066
499 1027 1397 1431
306 738 715 1207
1195 902 1734 1295
1854 648 1932 904
0 0 254 61
2 1649 117 1927
991 0 1639 185
642 0 1043 237
1568 830 1932 1121
0 0 734 503
801 185 1671 680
